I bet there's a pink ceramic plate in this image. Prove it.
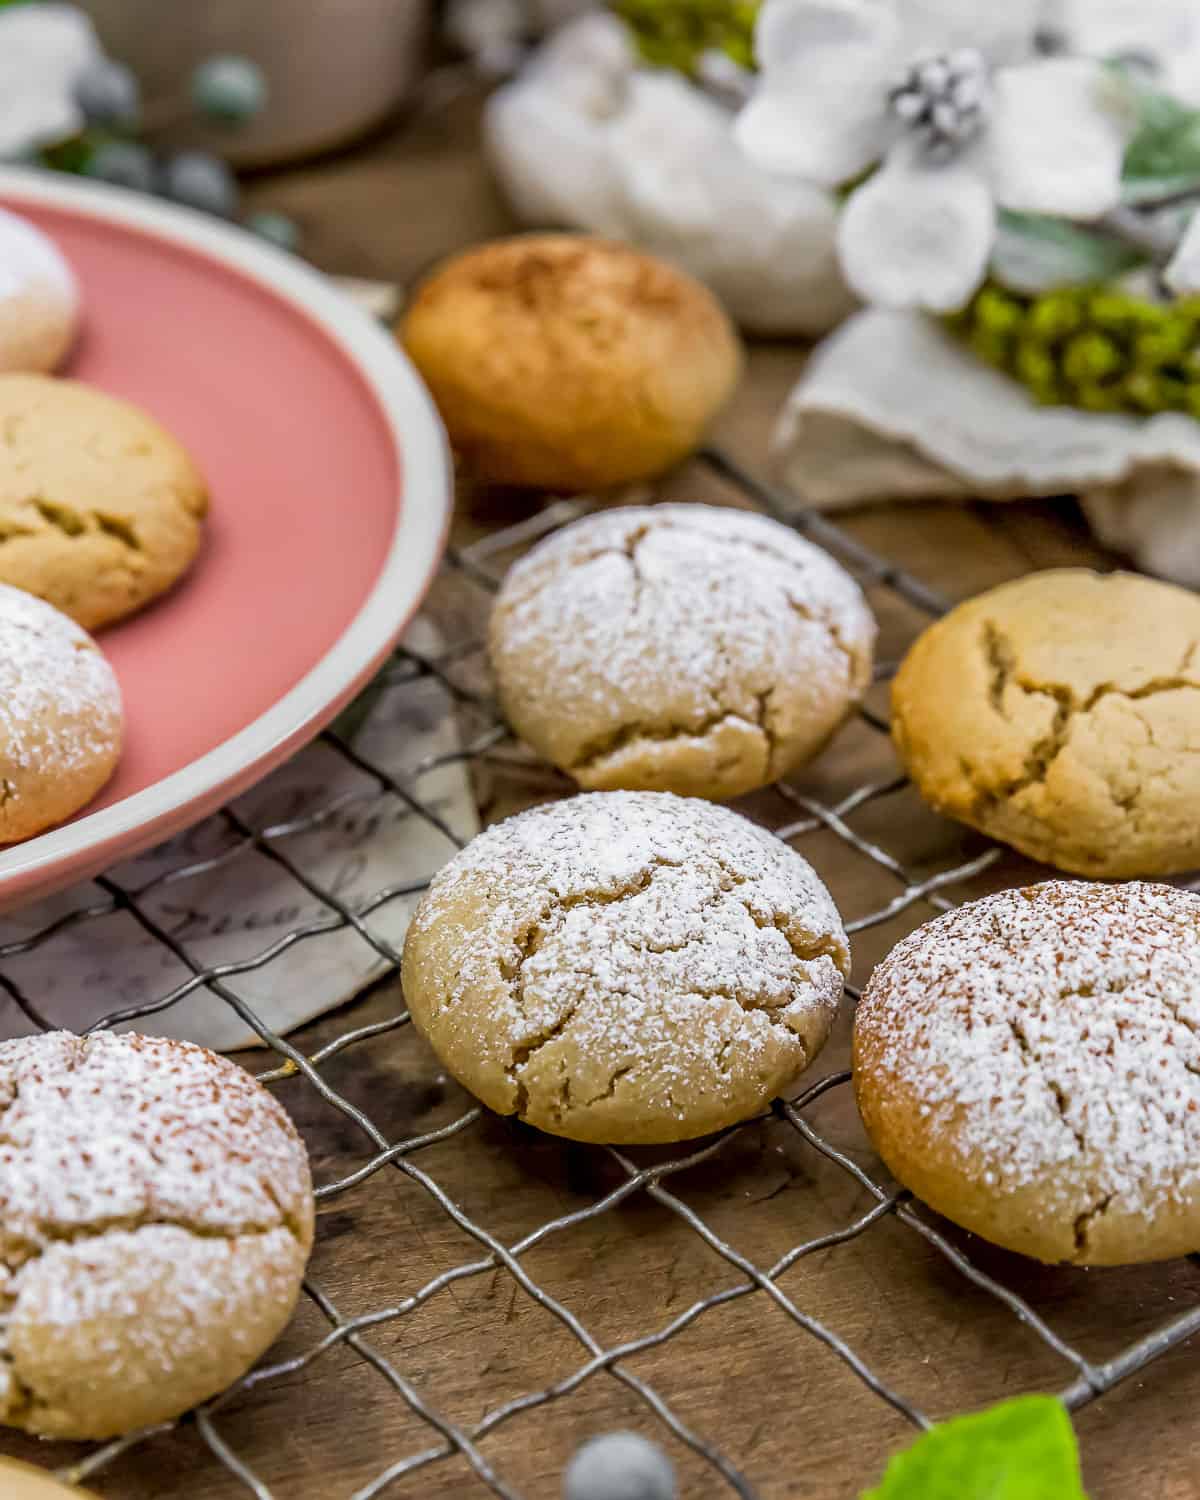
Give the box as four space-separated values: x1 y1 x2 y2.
0 169 451 910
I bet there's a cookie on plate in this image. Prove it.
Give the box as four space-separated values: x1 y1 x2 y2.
855 881 1200 1266
403 791 850 1144
0 210 80 375
488 504 876 800
891 568 1200 878
401 235 742 490
0 1031 314 1440
0 582 122 842
0 374 208 630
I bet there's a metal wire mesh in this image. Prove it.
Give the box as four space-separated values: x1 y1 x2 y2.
9 448 1198 1498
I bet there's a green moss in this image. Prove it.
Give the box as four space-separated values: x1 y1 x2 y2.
948 282 1200 417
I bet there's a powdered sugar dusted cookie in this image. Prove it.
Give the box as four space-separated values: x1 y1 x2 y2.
0 210 79 375
855 881 1200 1266
488 504 876 800
0 582 122 842
0 1031 314 1439
403 791 850 1143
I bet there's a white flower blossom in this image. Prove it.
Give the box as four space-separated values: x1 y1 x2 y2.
485 13 855 335
0 4 102 159
735 0 1136 312
1044 0 1200 105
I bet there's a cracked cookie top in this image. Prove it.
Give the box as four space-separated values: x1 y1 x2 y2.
402 791 850 1144
892 568 1200 878
401 235 742 491
0 1031 314 1439
0 581 122 843
855 880 1200 1266
0 374 208 631
488 504 876 801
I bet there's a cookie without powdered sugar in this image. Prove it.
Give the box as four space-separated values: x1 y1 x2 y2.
403 791 851 1143
489 504 876 800
891 568 1200 877
854 881 1200 1266
0 374 208 630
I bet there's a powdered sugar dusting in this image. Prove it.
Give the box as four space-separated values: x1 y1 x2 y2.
0 581 121 779
408 791 850 1137
0 1031 311 1260
0 1031 313 1434
857 881 1200 1224
0 209 78 375
489 504 876 779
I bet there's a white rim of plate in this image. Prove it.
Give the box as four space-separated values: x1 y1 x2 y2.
0 166 453 892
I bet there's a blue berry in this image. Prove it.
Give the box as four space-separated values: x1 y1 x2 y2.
74 58 141 127
84 142 155 193
191 55 268 123
246 211 300 253
161 151 239 217
564 1432 677 1500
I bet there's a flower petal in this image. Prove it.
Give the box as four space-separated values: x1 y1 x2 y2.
734 0 898 184
1165 211 1200 296
836 140 995 312
895 0 1042 66
985 59 1134 219
0 3 100 157
1047 0 1199 64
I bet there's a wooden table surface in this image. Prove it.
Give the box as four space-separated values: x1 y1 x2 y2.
6 90 1200 1500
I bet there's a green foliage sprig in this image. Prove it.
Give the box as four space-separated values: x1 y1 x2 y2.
948 279 1200 414
863 1396 1087 1500
613 0 761 77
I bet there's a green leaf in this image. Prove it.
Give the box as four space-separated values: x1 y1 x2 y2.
861 1397 1087 1500
1115 65 1200 181
991 212 1143 295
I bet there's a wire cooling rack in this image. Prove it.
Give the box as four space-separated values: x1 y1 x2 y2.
8 448 1200 1499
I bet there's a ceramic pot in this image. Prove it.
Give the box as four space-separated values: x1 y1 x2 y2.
79 0 434 167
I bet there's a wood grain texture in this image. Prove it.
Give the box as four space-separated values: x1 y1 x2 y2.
4 92 1200 1500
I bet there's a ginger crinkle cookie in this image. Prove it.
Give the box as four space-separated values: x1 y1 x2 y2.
489 504 876 800
0 374 208 630
892 568 1200 878
0 1031 314 1439
855 882 1200 1266
0 583 122 841
403 792 850 1144
401 235 742 490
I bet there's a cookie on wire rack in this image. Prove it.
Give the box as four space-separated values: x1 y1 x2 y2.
891 568 1200 878
402 790 850 1144
854 881 1200 1266
0 1031 314 1439
488 503 876 800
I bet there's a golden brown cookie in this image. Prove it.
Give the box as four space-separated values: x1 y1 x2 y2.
0 1031 314 1440
403 791 850 1144
488 504 876 800
892 568 1200 878
0 582 123 842
0 210 79 375
400 235 742 490
855 881 1200 1266
0 375 208 629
